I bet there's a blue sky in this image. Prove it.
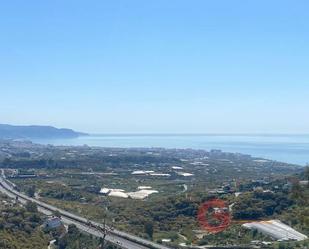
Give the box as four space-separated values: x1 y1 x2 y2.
0 0 308 133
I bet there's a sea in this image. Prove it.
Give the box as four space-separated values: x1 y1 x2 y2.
32 134 309 166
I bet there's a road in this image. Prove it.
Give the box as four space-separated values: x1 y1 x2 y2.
0 169 172 249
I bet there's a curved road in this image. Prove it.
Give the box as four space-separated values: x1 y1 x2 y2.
0 169 172 249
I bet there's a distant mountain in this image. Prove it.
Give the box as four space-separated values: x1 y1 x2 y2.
0 124 88 139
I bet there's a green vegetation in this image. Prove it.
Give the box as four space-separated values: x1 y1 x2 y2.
1 141 308 248
0 194 120 249
57 224 100 249
0 194 50 249
233 190 294 220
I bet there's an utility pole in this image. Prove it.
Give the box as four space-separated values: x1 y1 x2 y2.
98 218 108 249
93 216 115 249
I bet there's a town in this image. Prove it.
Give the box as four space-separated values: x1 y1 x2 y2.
0 139 308 248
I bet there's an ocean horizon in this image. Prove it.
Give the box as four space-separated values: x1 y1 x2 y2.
32 134 309 166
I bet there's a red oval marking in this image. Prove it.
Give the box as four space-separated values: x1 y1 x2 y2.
197 198 231 233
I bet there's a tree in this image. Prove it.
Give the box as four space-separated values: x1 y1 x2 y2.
68 224 79 235
278 242 286 249
305 166 309 181
291 181 303 201
0 217 5 229
26 185 36 197
25 201 38 212
144 221 154 239
53 210 62 218
29 213 41 223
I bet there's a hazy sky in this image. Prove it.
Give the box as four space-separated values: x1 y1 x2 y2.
1 1 308 133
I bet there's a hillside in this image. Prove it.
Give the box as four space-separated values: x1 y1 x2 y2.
0 124 87 139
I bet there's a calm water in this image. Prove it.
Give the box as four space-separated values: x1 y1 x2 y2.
33 134 309 166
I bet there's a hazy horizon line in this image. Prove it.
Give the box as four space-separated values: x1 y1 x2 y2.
2 123 309 137
87 133 309 137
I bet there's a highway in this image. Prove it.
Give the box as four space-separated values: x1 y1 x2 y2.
0 169 172 249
